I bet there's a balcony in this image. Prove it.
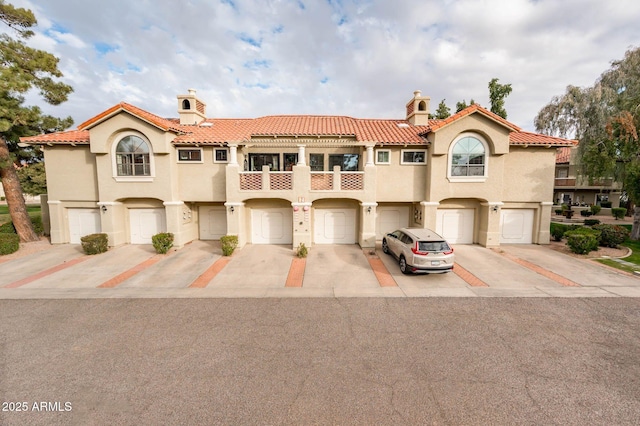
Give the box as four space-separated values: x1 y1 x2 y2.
554 178 576 187
238 166 366 192
239 171 293 191
555 177 619 189
311 171 364 191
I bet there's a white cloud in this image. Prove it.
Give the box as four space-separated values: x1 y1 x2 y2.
7 0 640 131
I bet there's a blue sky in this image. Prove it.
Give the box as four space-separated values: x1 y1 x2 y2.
10 0 640 132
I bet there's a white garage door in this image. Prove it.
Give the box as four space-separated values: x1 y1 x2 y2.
199 206 227 240
314 209 357 244
436 209 475 244
130 209 166 244
500 209 534 244
251 208 292 244
376 206 410 239
68 208 101 244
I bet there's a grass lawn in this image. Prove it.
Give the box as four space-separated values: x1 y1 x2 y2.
596 239 640 274
0 204 41 225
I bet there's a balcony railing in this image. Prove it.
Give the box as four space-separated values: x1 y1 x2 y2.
239 171 293 191
239 172 262 190
239 169 366 191
554 178 576 187
555 177 618 188
310 171 364 191
269 172 293 190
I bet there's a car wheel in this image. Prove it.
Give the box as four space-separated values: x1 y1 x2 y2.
382 239 390 254
399 256 410 274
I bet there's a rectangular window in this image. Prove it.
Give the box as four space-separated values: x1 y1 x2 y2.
283 153 298 171
178 148 203 162
401 150 426 165
309 153 324 171
329 154 359 171
214 148 229 163
376 150 390 164
249 153 279 171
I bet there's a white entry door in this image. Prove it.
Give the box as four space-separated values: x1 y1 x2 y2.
130 209 166 244
500 209 534 244
68 208 101 244
199 206 227 240
314 209 357 244
376 206 410 239
436 209 475 244
251 208 292 244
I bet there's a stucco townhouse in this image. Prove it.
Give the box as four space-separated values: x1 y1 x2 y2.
21 89 577 249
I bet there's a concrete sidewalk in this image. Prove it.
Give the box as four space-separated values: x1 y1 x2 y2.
1 240 639 299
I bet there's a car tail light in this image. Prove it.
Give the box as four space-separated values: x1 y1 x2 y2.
443 248 454 255
411 242 428 255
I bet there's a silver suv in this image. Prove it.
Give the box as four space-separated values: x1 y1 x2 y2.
382 228 455 274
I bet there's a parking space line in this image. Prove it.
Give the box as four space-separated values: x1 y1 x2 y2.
364 250 397 287
3 256 90 289
97 254 167 288
285 258 306 287
453 263 489 287
189 257 231 288
494 250 581 287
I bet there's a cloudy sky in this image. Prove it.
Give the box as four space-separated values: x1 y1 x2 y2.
10 0 640 132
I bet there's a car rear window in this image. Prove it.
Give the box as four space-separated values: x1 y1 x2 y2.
418 241 451 252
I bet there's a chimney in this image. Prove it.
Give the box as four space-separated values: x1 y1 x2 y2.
177 89 207 125
406 90 430 126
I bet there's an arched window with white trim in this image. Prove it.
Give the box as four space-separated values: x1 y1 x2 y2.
448 133 489 181
116 135 150 176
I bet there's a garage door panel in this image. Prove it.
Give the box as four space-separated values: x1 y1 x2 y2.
376 207 409 239
199 207 226 240
68 209 101 244
314 209 356 244
500 209 533 244
130 209 166 244
436 209 474 244
251 208 292 244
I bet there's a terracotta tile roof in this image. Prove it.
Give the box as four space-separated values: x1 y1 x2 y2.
556 146 573 163
509 131 578 147
428 104 522 132
20 129 90 145
78 102 182 132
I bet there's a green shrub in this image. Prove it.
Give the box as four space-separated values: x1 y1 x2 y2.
220 235 238 256
592 224 630 248
611 207 627 220
565 228 600 254
600 201 612 208
554 209 563 215
0 233 20 255
296 242 308 258
590 205 601 215
0 215 43 236
584 219 601 226
152 232 174 254
580 210 592 217
550 223 569 241
80 233 108 255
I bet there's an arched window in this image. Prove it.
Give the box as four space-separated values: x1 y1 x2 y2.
115 135 150 176
182 99 191 110
450 135 487 178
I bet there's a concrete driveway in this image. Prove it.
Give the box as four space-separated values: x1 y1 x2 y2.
1 240 639 298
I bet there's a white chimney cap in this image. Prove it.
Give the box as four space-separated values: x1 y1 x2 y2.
414 90 422 97
188 88 197 95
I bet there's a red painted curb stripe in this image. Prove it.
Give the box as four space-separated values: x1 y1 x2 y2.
4 256 90 289
453 263 489 287
285 258 306 287
189 257 231 288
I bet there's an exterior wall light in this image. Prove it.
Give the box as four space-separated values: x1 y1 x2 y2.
101 205 107 213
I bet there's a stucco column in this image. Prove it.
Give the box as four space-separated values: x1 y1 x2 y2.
538 201 553 244
228 144 238 166
420 201 440 230
297 145 306 166
365 144 375 166
163 201 185 248
480 202 503 247
224 202 246 248
292 202 312 250
47 200 65 244
359 202 378 248
97 201 125 246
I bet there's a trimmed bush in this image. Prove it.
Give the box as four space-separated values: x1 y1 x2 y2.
584 219 601 226
592 224 630 248
565 228 600 254
296 242 308 258
80 233 108 255
554 209 563 215
611 207 627 220
590 205 601 216
0 233 20 255
550 223 569 241
580 210 593 217
152 232 174 254
220 235 238 256
0 215 43 236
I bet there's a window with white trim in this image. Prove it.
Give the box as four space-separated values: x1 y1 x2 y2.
214 148 229 163
376 150 390 165
448 133 489 181
116 135 150 176
400 150 426 165
177 148 203 162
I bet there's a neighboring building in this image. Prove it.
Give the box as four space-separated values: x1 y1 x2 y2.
554 146 622 207
22 89 576 248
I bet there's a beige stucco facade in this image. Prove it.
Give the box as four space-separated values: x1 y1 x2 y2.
27 90 575 250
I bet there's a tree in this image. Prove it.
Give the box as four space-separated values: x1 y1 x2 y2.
455 99 475 113
488 78 512 119
17 162 46 196
535 47 640 240
0 1 73 242
433 99 451 119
